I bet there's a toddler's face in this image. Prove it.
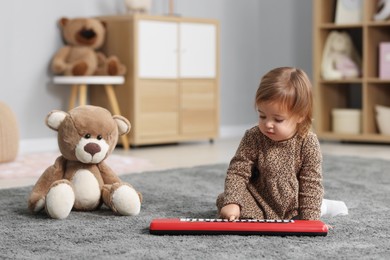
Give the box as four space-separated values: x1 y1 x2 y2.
257 101 302 141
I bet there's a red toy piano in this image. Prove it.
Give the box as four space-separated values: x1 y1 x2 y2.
149 218 328 236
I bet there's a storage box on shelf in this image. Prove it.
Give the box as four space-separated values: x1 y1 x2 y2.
375 105 390 134
313 0 390 142
90 14 219 146
332 108 361 134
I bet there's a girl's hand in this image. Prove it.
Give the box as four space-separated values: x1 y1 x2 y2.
220 203 240 221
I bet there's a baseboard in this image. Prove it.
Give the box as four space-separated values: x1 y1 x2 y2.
19 137 58 154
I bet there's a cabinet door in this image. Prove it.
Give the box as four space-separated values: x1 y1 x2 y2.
180 80 216 134
138 20 178 78
179 23 217 78
138 80 179 137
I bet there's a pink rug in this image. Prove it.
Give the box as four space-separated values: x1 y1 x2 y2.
0 152 152 180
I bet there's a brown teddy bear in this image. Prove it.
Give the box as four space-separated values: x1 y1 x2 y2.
51 17 126 76
28 105 141 219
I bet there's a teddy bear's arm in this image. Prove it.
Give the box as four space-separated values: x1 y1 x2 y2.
98 161 142 216
51 46 71 74
28 156 67 213
96 51 107 65
98 161 122 184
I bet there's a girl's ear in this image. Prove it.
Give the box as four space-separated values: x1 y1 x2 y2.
297 116 305 124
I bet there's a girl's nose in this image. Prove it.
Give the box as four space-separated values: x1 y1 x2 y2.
265 120 273 129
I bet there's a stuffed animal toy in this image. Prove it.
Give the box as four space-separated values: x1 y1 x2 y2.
51 17 126 76
124 0 152 14
321 31 361 80
28 105 141 219
374 0 390 21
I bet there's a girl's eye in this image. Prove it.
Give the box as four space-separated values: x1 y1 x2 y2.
84 133 91 139
275 119 284 123
97 135 102 140
259 115 266 119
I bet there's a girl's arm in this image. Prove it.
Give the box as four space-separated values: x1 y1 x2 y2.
223 128 259 209
298 133 324 220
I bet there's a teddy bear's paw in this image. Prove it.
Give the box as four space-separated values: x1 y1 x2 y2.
28 193 46 213
111 185 141 216
46 182 75 219
34 198 46 212
72 61 89 76
28 197 45 213
107 57 126 76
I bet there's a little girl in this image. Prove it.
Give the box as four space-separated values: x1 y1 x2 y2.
217 67 324 221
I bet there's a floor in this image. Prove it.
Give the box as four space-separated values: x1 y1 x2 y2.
1 136 390 189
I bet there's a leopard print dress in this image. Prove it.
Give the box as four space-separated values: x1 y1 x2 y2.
216 126 324 220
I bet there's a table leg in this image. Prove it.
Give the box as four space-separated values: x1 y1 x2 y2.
105 85 130 150
69 85 78 110
79 84 88 106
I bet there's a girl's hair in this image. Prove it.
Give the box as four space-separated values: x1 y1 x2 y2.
255 67 313 136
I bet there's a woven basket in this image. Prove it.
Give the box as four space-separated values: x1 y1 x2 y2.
0 102 19 162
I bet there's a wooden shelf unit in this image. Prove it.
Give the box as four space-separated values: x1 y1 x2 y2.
91 14 219 146
313 0 390 143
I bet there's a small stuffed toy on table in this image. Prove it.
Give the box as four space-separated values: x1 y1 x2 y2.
28 105 141 219
51 17 126 76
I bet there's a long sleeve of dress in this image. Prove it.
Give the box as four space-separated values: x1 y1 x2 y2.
298 133 324 220
222 129 259 207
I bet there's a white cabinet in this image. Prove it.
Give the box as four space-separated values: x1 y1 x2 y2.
94 14 219 146
138 20 178 78
138 20 217 79
179 23 217 78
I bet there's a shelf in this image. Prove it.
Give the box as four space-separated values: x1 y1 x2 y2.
367 21 390 27
313 0 390 143
319 79 363 84
320 23 362 29
318 132 390 143
320 22 390 29
367 78 390 83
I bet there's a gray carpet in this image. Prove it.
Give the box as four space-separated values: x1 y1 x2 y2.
1 155 389 259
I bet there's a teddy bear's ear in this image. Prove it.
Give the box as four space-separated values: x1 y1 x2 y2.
46 110 68 131
100 20 107 29
113 115 131 136
59 17 69 28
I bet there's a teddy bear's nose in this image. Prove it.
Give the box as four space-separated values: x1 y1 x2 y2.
80 29 96 39
84 143 101 156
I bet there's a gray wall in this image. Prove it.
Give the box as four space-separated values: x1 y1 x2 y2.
0 0 313 144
